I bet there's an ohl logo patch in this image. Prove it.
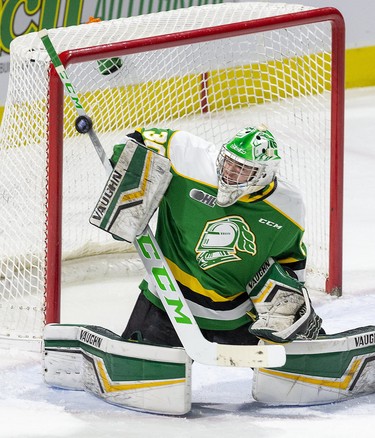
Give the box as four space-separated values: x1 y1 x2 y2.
195 216 257 270
189 189 216 207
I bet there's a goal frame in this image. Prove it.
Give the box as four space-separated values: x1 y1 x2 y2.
45 7 345 324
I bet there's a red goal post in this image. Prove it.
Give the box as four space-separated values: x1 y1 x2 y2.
0 3 345 345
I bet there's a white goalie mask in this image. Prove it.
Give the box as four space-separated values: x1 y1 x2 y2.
216 126 281 207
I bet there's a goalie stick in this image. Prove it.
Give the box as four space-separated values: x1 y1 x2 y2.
39 28 286 368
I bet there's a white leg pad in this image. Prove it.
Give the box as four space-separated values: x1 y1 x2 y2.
44 324 192 415
252 326 375 405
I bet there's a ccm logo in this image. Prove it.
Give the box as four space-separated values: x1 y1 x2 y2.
259 218 282 229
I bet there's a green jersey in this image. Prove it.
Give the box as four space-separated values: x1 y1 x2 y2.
113 128 307 331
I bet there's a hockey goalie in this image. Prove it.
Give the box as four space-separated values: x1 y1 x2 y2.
44 127 375 415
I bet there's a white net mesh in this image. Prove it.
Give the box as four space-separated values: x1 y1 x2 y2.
0 2 342 343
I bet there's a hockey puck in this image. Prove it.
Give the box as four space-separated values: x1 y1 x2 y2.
75 115 93 134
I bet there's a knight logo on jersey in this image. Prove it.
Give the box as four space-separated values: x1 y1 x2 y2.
195 216 257 270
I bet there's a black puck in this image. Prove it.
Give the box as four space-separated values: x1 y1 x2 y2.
75 115 93 134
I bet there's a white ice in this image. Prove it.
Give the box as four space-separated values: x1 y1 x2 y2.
1 87 375 438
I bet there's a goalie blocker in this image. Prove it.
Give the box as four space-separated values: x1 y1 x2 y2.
89 137 172 242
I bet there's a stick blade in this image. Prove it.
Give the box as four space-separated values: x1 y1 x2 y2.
215 343 286 368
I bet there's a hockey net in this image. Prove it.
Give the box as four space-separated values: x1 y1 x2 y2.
0 2 344 346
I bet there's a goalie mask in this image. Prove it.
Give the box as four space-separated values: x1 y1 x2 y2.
216 126 281 207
